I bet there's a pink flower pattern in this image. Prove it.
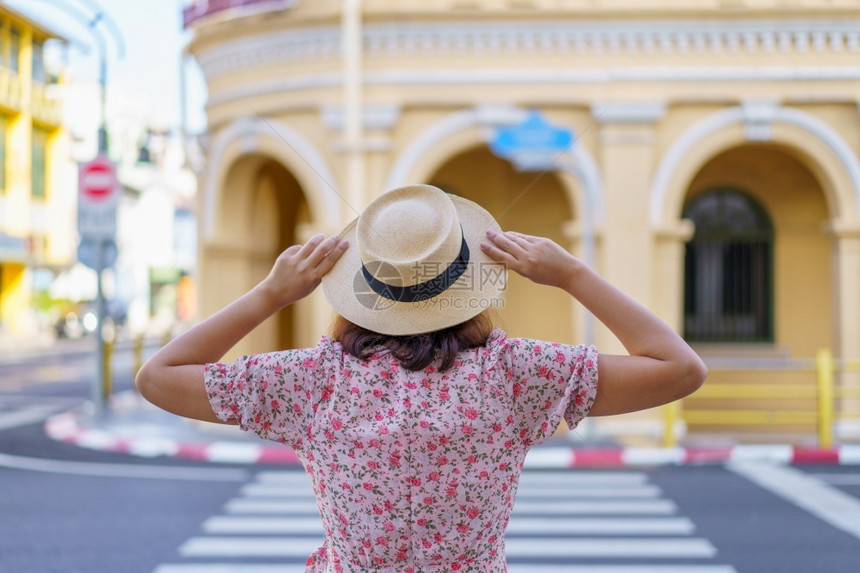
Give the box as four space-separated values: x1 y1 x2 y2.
205 329 598 572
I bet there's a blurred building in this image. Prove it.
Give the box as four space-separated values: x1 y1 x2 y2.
0 5 70 343
184 0 860 442
59 82 198 339
0 0 198 347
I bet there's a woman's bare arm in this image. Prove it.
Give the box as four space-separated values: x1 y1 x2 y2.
480 230 706 416
135 234 348 422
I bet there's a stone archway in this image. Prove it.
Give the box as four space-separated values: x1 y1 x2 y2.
384 106 604 344
651 105 860 229
684 144 832 357
201 116 341 243
385 106 604 228
679 144 834 439
197 116 344 359
650 106 860 363
428 145 578 344
199 154 317 359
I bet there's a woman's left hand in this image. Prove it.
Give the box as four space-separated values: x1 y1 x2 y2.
260 234 350 309
135 233 349 424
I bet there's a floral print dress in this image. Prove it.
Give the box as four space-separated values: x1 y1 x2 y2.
205 328 598 573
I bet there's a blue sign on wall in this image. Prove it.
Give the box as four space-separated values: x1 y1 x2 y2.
490 110 574 162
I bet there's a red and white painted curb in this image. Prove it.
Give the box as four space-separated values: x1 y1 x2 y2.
44 398 860 467
44 410 302 465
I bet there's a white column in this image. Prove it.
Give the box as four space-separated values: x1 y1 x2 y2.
653 221 695 336
832 225 860 436
591 102 666 353
833 228 860 359
342 0 366 220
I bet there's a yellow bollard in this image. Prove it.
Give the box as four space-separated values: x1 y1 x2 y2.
102 338 114 403
662 400 681 448
132 335 144 380
816 348 835 449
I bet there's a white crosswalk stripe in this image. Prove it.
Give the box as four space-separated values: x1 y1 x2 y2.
240 482 665 498
224 497 678 515
154 566 739 573
202 516 697 535
176 536 718 559
153 469 738 572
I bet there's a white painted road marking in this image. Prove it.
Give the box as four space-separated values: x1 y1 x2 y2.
179 536 718 558
155 566 739 573
253 469 650 485
0 404 71 431
239 482 664 498
202 515 696 536
0 451 249 481
507 567 738 573
225 499 320 514
513 499 677 514
729 461 860 541
156 469 736 572
812 472 860 486
223 498 677 515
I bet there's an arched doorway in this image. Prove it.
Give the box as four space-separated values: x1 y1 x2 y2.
683 189 774 343
428 145 577 343
203 154 313 358
683 144 832 357
680 144 833 439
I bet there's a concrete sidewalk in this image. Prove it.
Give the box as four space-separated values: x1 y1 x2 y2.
43 390 860 467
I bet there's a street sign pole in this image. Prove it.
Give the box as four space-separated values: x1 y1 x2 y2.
78 155 119 417
94 240 105 416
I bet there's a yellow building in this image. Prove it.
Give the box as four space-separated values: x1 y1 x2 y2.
185 0 860 443
0 5 67 340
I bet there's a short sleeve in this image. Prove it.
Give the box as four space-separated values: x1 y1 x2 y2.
504 336 598 446
204 340 333 445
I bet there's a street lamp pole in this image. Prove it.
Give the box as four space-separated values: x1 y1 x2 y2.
29 0 124 152
89 11 108 153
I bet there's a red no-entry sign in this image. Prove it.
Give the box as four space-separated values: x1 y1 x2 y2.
78 155 119 240
80 156 118 201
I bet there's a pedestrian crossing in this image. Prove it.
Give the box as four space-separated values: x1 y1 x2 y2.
153 469 737 573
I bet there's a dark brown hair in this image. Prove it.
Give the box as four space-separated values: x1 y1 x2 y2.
331 312 495 372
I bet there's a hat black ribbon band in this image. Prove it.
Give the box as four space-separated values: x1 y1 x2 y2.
361 230 470 303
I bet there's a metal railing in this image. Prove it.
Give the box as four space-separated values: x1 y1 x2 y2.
662 349 860 448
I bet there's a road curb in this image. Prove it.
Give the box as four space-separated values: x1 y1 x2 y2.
43 402 860 467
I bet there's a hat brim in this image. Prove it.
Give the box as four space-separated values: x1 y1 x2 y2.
321 194 507 335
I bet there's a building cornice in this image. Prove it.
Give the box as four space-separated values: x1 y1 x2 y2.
592 102 667 124
195 20 860 81
206 67 860 110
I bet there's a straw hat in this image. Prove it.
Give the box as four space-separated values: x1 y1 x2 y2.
321 184 507 335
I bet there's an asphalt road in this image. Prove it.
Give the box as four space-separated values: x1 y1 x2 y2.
1 339 859 573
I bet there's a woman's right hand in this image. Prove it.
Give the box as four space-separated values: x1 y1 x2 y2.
480 229 581 289
483 229 707 418
261 234 349 309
